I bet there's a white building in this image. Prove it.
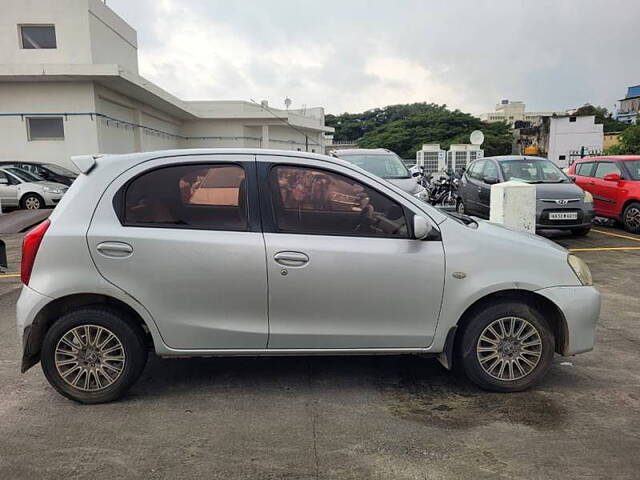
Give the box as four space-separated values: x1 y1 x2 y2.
0 0 333 171
479 100 565 127
547 115 603 168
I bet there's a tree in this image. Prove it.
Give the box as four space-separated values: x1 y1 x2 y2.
333 103 513 158
605 125 640 155
573 104 629 133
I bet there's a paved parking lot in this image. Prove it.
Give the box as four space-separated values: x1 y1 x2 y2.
1 227 639 479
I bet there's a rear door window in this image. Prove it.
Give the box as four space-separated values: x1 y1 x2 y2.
575 162 595 177
123 164 247 230
468 161 486 180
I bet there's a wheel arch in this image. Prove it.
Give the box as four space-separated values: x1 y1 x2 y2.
621 198 640 217
22 293 155 373
451 289 568 361
19 191 45 208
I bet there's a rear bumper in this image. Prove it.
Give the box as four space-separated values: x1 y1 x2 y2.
535 285 601 355
16 285 52 372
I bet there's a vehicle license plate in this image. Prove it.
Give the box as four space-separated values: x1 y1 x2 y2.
549 212 578 220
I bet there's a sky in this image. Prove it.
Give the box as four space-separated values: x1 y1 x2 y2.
107 0 640 116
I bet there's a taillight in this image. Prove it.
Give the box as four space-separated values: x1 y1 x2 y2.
21 219 50 285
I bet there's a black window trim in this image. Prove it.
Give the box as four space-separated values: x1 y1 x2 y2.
260 162 414 240
575 161 596 177
113 160 260 233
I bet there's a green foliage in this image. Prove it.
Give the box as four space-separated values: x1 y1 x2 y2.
573 104 629 133
326 102 513 159
605 125 640 155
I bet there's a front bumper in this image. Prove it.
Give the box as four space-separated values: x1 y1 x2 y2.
536 285 601 355
43 192 64 207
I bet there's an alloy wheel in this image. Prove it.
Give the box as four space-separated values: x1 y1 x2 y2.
476 316 542 381
24 196 41 209
625 206 640 230
55 325 126 391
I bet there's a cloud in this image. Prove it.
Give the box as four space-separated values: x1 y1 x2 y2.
108 0 640 115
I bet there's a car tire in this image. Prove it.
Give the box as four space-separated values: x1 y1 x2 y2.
41 307 148 404
458 300 555 392
571 227 591 236
622 202 640 234
456 199 465 214
20 193 45 210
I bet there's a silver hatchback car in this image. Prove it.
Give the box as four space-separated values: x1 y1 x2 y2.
17 149 600 403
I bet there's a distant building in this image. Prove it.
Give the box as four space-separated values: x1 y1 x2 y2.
0 0 333 170
548 116 603 168
324 137 358 155
616 85 640 125
479 100 566 128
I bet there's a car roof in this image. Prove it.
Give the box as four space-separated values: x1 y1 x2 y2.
575 155 640 162
0 160 44 164
332 148 394 156
481 155 549 162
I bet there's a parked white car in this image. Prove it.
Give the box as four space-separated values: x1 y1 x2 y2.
0 167 68 209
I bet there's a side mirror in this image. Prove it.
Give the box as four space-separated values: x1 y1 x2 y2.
413 215 431 240
603 173 621 182
483 176 500 185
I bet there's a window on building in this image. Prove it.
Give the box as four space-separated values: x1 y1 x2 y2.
19 25 57 49
558 155 566 161
123 164 247 230
270 165 408 237
27 117 64 141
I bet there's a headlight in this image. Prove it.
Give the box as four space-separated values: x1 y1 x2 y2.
568 254 593 286
583 191 593 203
43 186 62 194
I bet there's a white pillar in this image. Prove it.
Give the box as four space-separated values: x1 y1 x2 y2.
490 181 536 233
261 125 269 149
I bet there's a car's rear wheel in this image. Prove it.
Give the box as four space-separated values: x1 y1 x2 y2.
571 226 591 236
21 193 44 210
41 307 148 404
622 202 640 234
458 300 554 392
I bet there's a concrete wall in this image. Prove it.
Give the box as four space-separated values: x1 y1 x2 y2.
548 116 603 167
0 0 92 65
0 82 98 170
88 0 138 73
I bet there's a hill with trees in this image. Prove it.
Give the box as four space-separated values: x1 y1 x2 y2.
325 103 513 159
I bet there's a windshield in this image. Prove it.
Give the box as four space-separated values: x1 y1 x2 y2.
499 159 570 183
340 154 411 179
43 163 77 177
625 160 640 180
5 167 43 182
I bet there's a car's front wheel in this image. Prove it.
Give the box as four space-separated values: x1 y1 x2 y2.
456 199 466 214
458 300 555 392
622 202 640 234
41 307 148 404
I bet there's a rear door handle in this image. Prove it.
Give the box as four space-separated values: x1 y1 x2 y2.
273 251 309 267
96 241 133 258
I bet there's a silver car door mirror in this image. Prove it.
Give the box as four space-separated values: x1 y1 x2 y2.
413 215 431 240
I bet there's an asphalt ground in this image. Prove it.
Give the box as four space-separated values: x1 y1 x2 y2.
0 226 639 479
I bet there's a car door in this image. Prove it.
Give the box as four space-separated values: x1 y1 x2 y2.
258 156 445 349
462 160 486 216
478 160 499 217
87 155 269 350
572 161 595 193
0 170 19 207
590 162 623 216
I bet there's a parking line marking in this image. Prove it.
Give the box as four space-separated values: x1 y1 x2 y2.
0 273 20 278
591 229 640 243
568 247 640 252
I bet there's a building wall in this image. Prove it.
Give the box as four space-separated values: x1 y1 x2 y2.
88 0 138 73
548 116 603 168
0 0 92 65
0 82 99 170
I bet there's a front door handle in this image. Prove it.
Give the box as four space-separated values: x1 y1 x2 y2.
96 241 133 258
273 251 309 267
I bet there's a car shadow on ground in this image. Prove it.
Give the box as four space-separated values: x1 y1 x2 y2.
128 354 571 431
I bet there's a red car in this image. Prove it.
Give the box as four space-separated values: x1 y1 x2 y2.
567 156 640 233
